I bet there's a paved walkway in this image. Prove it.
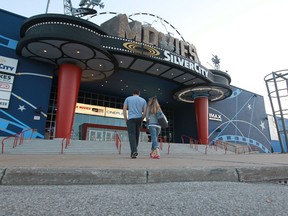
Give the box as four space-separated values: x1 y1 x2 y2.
1 153 288 185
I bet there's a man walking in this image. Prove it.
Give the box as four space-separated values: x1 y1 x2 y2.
123 89 147 159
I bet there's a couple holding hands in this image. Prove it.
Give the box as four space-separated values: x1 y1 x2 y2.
123 89 163 159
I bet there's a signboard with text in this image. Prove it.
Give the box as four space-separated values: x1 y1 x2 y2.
0 56 18 74
75 103 125 119
106 107 124 119
75 103 105 116
0 56 17 108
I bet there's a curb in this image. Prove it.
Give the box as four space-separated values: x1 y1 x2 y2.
1 167 288 185
0 168 147 185
237 166 288 182
147 167 238 183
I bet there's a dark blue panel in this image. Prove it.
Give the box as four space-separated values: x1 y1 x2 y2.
0 10 54 138
208 86 271 153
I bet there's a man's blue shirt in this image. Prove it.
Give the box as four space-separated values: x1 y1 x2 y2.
124 95 147 119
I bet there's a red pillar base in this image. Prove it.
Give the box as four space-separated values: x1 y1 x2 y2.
195 97 209 144
55 64 82 138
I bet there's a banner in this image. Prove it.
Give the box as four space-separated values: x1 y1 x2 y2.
75 103 105 116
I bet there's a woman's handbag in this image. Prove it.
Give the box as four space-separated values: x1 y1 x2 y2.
157 111 169 129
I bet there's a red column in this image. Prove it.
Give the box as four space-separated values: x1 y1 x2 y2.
55 64 82 138
195 97 209 144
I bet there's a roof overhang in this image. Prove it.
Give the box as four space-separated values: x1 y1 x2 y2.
16 14 232 105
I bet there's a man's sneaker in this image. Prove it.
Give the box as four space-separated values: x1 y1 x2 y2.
131 152 137 159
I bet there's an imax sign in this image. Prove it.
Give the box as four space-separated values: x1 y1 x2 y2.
209 113 222 122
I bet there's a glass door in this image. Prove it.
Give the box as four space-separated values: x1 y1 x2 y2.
88 129 104 141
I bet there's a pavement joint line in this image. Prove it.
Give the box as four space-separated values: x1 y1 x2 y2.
0 168 6 184
196 158 271 166
196 158 288 167
235 168 241 182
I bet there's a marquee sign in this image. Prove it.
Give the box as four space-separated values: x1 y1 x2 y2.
101 37 209 80
101 14 199 62
100 14 210 80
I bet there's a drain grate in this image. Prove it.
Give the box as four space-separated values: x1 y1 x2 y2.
275 180 288 185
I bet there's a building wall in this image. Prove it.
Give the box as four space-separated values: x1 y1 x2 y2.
0 9 54 138
208 87 271 153
172 86 271 153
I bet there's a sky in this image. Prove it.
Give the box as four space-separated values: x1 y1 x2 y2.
1 0 288 114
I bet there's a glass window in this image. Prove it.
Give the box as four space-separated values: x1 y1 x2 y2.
78 97 84 103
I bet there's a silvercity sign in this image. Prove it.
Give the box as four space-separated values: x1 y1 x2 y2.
163 50 208 77
121 41 208 77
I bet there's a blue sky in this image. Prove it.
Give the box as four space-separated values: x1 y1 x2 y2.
1 0 288 114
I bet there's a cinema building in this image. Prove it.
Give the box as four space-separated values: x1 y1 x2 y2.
0 9 272 153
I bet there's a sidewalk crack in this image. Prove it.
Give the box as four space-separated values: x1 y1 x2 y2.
235 168 241 182
0 168 7 185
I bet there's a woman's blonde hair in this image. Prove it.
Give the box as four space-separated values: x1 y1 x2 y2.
147 97 161 114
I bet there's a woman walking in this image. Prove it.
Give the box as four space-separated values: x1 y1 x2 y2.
146 97 162 159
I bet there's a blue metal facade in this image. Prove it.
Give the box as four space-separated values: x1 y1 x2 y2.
173 87 271 153
0 9 54 138
208 87 271 153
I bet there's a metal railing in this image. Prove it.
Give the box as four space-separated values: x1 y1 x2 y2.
213 140 252 154
180 135 255 155
1 128 36 154
114 131 122 154
61 129 74 154
159 136 170 154
181 134 207 153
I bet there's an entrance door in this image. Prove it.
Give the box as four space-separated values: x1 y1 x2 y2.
105 131 114 141
88 129 103 141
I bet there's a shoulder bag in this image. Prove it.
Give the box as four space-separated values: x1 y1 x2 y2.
157 110 169 129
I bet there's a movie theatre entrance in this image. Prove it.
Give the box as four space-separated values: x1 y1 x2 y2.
87 129 115 141
83 124 149 142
